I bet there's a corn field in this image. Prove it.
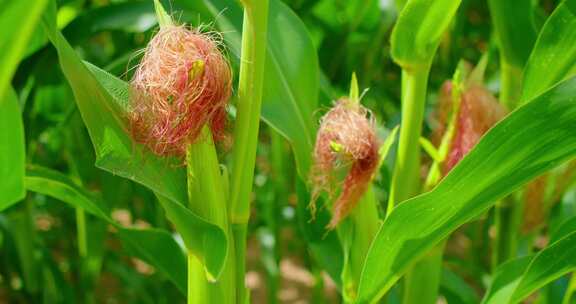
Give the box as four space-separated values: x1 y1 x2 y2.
1 0 576 303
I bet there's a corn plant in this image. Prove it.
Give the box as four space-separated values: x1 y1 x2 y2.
2 0 576 303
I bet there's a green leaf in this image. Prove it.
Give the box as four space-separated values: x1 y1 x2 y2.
155 194 227 282
24 166 187 293
356 76 576 303
0 88 26 210
488 0 537 68
0 0 48 100
205 0 319 178
521 1 576 102
482 256 533 304
41 1 227 279
511 227 576 302
482 216 576 303
551 216 576 243
390 0 462 69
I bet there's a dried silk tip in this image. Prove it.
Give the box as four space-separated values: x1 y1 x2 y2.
129 24 232 157
434 82 507 174
311 98 380 229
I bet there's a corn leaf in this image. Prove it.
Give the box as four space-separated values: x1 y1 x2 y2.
390 0 462 69
482 256 533 304
482 216 576 304
511 231 576 303
357 76 576 303
0 0 48 100
0 88 25 210
25 166 187 293
41 0 227 280
522 0 576 102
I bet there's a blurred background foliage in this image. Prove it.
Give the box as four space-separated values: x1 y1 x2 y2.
1 0 574 303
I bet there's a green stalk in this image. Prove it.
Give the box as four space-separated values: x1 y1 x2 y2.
499 60 523 110
341 186 380 302
492 60 523 268
186 126 234 304
229 1 270 303
401 243 445 304
390 67 438 303
266 129 287 303
75 208 93 303
492 197 522 269
388 67 429 213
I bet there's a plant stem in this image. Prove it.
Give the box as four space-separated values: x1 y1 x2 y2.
388 67 429 213
499 59 523 110
75 208 93 303
229 1 270 303
342 186 380 302
186 126 233 304
492 60 523 268
401 242 445 304
232 224 247 302
187 254 208 303
390 67 436 303
266 129 287 303
230 1 270 223
492 197 521 269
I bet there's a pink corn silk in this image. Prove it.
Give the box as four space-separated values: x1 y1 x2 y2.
438 81 507 174
129 25 232 157
311 99 380 228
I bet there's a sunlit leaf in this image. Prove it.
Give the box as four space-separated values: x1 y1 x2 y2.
390 0 462 68
482 256 533 304
511 225 576 302
522 1 576 102
41 0 227 279
0 88 25 210
357 76 576 302
0 0 48 100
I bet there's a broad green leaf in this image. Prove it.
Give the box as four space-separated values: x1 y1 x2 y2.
522 1 576 102
84 63 228 280
41 1 227 279
482 256 533 304
390 0 462 69
511 227 576 302
488 0 537 69
205 0 319 178
0 88 25 210
551 216 576 243
482 217 576 304
24 166 187 293
357 76 576 303
0 0 48 100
